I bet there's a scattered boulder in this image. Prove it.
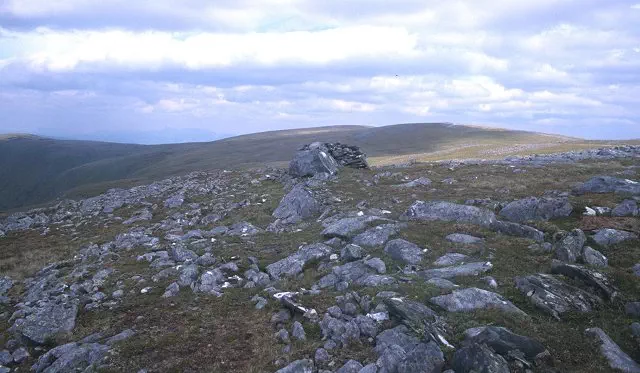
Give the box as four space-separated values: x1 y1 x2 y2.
31 342 109 373
322 216 389 240
490 220 545 242
433 253 468 267
394 177 432 188
582 246 608 268
317 258 395 289
592 229 638 247
397 342 445 373
272 185 321 225
227 221 261 236
430 288 526 316
352 223 404 247
384 239 425 265
336 360 363 373
499 197 572 223
341 244 365 262
554 229 586 263
420 262 493 280
515 274 602 320
266 243 332 280
612 199 639 217
463 326 546 361
585 327 640 373
10 302 78 345
275 359 314 373
446 233 484 245
452 343 510 373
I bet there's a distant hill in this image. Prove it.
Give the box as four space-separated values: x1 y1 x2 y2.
0 123 627 211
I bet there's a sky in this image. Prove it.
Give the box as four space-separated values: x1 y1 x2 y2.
0 0 639 143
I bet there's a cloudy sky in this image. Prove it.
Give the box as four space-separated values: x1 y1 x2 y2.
1 0 639 143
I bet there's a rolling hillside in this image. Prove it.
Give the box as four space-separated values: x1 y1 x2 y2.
0 123 628 211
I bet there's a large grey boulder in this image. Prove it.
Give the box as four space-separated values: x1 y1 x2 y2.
275 359 314 373
515 274 602 320
574 176 640 196
11 302 78 345
401 201 497 227
420 262 493 280
585 327 640 373
592 229 638 247
384 298 437 329
554 229 586 263
452 343 510 373
463 326 546 361
289 147 339 178
352 223 404 247
375 325 420 355
272 185 321 225
430 288 526 316
319 314 361 347
266 243 332 280
31 342 109 373
499 197 573 223
384 239 425 265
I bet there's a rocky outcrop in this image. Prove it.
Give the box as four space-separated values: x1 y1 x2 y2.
420 262 493 280
401 201 497 226
384 239 425 265
592 229 638 247
554 229 586 263
289 145 339 178
266 244 333 280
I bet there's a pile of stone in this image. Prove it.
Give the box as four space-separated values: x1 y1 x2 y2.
289 142 368 178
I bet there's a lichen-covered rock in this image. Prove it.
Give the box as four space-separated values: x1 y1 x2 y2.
612 199 639 217
446 233 484 245
463 326 546 361
31 342 109 373
554 229 586 263
352 223 404 247
452 343 510 373
275 359 314 373
574 176 640 196
10 302 79 345
582 246 608 268
289 146 339 178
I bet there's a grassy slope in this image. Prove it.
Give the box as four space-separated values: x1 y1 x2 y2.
0 123 633 211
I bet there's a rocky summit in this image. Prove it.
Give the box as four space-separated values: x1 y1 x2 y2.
0 144 639 372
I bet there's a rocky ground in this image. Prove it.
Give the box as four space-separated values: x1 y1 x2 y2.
1 143 640 373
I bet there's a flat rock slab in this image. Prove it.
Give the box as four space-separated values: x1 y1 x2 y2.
394 177 432 188
586 327 640 373
322 216 388 240
430 288 527 316
433 253 469 267
420 261 493 280
316 258 395 289
446 233 484 245
499 197 572 223
515 274 602 320
401 201 497 227
452 343 510 373
592 229 638 247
